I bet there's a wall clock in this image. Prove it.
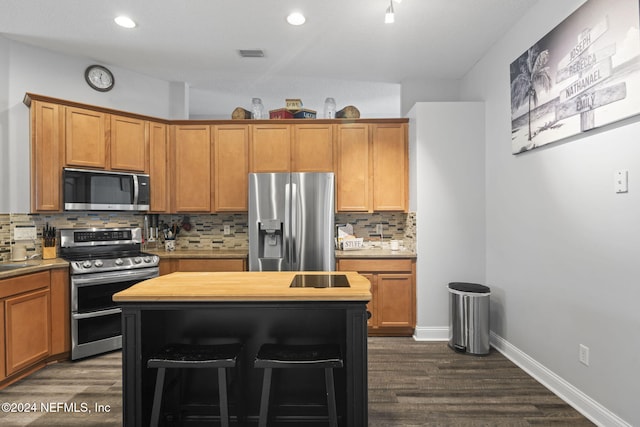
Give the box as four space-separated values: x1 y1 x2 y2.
84 65 114 92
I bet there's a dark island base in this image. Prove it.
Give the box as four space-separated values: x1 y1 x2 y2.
121 301 368 426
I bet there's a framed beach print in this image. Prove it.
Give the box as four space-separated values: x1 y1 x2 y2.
510 0 640 154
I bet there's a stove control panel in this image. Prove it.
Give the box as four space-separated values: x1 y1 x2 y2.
69 254 160 274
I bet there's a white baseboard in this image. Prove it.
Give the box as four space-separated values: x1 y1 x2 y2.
413 325 449 341
490 332 631 427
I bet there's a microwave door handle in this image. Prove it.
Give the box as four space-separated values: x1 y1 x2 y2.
132 174 139 205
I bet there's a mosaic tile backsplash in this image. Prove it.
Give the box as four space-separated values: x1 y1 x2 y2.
0 212 416 261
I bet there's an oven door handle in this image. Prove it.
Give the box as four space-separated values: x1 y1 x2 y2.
73 307 122 320
71 268 159 286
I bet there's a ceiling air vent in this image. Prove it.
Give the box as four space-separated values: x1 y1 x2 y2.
238 49 265 58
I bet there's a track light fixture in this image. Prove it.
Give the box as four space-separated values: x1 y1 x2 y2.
385 0 395 24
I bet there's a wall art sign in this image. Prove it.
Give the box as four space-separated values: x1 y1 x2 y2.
510 0 640 154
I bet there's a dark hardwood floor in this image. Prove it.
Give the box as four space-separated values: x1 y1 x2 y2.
367 338 594 426
0 338 593 426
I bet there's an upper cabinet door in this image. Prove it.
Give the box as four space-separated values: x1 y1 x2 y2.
214 125 249 211
292 124 334 172
65 107 108 169
372 123 408 211
110 115 147 172
30 101 63 212
250 124 291 172
171 124 212 212
336 123 370 212
149 121 169 213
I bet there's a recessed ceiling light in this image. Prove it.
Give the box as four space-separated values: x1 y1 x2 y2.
114 15 136 29
287 12 306 26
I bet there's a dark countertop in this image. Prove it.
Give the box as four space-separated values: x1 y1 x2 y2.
146 249 249 259
335 248 416 258
147 248 416 259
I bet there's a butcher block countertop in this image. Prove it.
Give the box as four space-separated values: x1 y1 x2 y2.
113 271 371 302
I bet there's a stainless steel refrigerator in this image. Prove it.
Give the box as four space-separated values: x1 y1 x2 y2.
249 172 335 271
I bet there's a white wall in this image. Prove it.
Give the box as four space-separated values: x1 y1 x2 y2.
461 0 638 425
2 38 173 213
0 37 10 213
401 78 461 116
408 102 485 338
189 76 401 119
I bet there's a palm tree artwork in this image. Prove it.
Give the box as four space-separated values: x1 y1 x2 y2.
511 45 552 144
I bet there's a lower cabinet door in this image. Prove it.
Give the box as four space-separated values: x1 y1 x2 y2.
5 289 51 376
0 303 5 380
377 274 414 328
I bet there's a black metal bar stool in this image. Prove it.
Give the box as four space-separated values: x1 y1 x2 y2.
254 343 343 427
147 343 243 427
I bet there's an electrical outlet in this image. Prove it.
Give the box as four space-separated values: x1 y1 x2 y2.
579 344 589 366
376 224 384 235
223 225 231 235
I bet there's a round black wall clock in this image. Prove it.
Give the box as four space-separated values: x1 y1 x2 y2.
84 65 115 92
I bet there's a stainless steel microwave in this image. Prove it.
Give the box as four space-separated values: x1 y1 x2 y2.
63 168 150 211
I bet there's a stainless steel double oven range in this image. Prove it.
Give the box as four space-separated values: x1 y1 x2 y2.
60 227 159 360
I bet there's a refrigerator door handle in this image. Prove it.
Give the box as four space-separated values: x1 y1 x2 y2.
290 182 298 267
285 182 291 266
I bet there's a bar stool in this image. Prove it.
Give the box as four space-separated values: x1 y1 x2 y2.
147 343 242 427
254 343 343 427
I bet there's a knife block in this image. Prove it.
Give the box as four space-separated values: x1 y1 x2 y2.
42 240 57 259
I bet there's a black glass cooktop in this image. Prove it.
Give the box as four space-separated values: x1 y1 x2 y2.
289 274 350 288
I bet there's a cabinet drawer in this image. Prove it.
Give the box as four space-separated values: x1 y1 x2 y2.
0 271 50 299
338 258 412 273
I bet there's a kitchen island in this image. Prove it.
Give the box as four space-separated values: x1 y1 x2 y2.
113 271 371 426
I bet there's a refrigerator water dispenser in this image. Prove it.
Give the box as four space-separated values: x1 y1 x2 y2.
259 220 283 256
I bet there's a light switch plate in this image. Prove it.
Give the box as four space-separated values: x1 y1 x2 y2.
615 170 628 193
14 225 37 241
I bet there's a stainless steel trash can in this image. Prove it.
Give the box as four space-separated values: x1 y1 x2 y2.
448 282 491 355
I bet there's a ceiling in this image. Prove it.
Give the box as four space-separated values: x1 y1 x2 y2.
1 0 537 90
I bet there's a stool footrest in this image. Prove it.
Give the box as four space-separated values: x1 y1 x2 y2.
255 343 342 427
147 343 242 427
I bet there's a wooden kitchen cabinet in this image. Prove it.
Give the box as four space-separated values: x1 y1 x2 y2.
0 268 69 387
149 121 169 212
0 302 4 379
159 258 246 275
214 125 250 211
336 122 408 212
170 124 213 212
292 123 334 172
49 268 70 359
30 100 64 212
110 115 147 172
250 123 291 172
66 108 149 172
25 94 409 214
65 106 108 168
372 123 408 211
5 289 50 376
1 271 51 379
336 123 370 212
337 258 416 336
